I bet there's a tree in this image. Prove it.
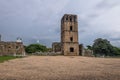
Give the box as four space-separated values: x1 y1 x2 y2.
92 38 114 56
112 47 120 56
86 45 92 50
25 44 48 53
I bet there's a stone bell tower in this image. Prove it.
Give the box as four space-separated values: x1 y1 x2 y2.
61 14 79 56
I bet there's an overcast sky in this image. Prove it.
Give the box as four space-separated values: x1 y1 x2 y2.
0 0 120 47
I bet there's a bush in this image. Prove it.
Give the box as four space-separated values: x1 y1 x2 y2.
25 44 48 54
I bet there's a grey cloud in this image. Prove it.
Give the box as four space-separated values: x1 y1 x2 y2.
109 37 120 41
95 0 120 10
0 0 120 47
79 30 86 33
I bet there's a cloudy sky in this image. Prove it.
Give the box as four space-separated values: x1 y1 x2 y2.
0 0 120 47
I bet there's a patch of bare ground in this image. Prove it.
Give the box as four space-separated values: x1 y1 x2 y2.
0 56 120 80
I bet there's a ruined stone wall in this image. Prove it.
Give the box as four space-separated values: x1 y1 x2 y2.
52 42 61 52
79 44 84 56
0 41 25 56
83 49 94 57
79 44 94 57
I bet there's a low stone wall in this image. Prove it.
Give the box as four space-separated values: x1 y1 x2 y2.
82 49 94 57
32 52 62 56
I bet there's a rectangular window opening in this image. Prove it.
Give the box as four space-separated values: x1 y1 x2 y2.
70 26 73 31
70 18 72 22
70 47 74 52
70 37 73 42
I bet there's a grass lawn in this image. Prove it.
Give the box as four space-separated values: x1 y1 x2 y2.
0 56 21 63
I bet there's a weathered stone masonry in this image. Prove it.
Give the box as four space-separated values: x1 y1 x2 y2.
61 14 79 56
0 36 25 56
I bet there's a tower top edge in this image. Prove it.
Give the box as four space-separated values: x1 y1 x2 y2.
61 14 78 21
64 14 77 16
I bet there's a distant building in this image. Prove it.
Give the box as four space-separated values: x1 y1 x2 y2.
0 35 25 56
79 44 84 55
16 37 22 43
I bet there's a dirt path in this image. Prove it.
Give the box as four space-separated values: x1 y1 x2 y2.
0 56 120 80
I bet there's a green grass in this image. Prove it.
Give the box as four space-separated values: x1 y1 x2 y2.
0 56 21 63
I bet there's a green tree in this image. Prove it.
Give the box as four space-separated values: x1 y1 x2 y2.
25 44 48 53
112 47 120 56
92 38 114 56
86 45 92 50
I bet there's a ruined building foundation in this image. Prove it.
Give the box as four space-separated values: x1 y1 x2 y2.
0 36 25 56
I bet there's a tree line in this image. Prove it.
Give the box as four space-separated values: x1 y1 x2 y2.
25 38 120 57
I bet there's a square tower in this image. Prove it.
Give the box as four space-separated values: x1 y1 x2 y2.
61 14 79 56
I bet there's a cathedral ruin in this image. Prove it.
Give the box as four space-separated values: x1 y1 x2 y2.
0 35 25 56
52 14 93 56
